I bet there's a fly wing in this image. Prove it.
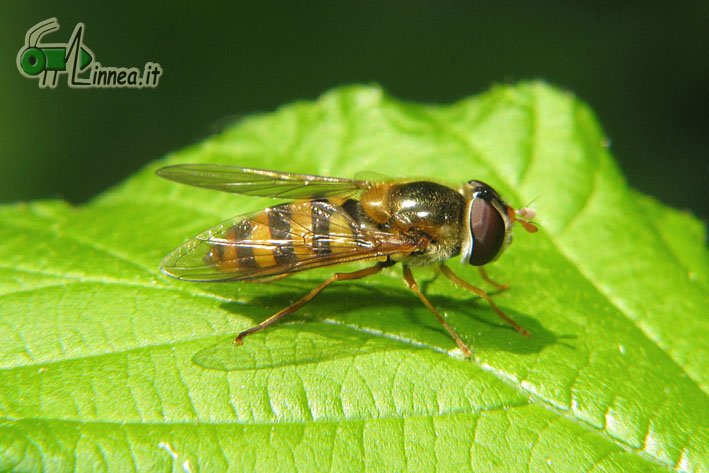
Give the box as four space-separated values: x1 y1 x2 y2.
156 164 372 199
160 200 422 282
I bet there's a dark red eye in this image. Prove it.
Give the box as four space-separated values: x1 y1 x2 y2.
468 198 505 265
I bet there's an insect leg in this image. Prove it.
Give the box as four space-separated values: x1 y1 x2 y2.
234 262 386 345
477 266 508 291
439 263 530 337
402 265 472 358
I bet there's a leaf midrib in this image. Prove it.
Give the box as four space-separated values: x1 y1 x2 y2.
2 85 704 472
0 270 680 471
421 99 707 398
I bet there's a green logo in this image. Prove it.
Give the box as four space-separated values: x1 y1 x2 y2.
17 18 162 89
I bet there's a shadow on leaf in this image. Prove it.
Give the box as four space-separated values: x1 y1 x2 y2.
190 275 565 368
192 323 418 370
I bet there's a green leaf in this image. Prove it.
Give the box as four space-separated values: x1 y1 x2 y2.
1 82 707 473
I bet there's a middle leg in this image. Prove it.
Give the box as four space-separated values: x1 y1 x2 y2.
402 265 472 357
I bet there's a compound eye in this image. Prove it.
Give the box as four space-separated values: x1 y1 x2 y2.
468 197 505 265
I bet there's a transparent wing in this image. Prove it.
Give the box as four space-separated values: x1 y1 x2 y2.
156 164 372 199
160 200 422 282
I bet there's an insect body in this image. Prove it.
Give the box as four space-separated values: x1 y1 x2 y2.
157 164 537 357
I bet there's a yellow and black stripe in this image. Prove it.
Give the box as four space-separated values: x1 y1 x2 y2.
206 200 362 272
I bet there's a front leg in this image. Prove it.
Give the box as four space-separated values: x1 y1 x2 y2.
478 266 508 291
439 263 530 337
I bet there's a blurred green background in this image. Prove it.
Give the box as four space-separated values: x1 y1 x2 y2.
2 2 707 220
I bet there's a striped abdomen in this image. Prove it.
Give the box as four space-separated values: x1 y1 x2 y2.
205 200 365 273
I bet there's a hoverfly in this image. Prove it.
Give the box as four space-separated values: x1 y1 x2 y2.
157 164 537 357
